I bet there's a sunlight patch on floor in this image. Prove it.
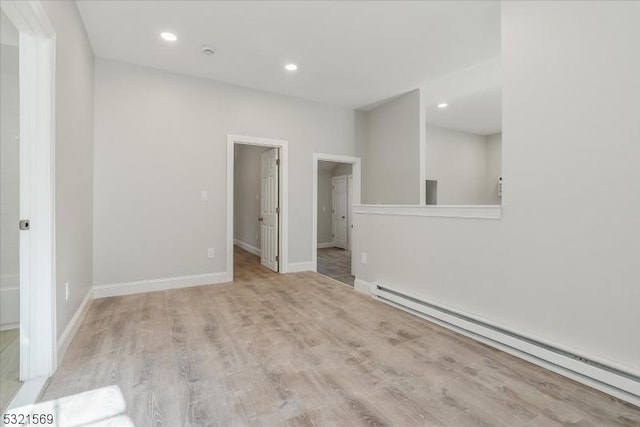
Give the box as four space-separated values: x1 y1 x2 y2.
4 386 134 427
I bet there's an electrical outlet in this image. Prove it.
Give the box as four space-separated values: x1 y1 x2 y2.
360 252 368 264
200 190 208 201
65 282 70 301
208 248 215 258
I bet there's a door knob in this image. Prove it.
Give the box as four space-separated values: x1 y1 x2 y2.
342 216 346 219
258 217 263 222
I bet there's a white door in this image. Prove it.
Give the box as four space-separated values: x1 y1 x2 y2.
332 176 348 249
260 148 279 271
347 175 353 250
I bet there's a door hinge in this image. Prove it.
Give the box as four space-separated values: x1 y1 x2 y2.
276 207 280 214
276 159 280 166
276 255 279 262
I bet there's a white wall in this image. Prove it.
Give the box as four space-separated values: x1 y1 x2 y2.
361 90 421 204
317 169 333 245
234 144 268 252
485 133 502 205
40 0 95 340
0 40 19 328
93 59 356 286
425 125 487 205
356 0 640 374
425 125 501 205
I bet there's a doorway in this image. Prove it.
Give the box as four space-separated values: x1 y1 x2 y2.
1 9 22 410
312 154 361 287
1 1 56 410
227 135 289 279
233 143 279 273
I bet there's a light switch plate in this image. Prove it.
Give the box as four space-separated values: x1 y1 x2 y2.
200 190 208 201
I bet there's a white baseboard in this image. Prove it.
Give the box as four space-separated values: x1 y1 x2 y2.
354 279 374 295
6 376 49 411
57 287 94 363
317 242 334 249
93 272 230 299
0 322 19 331
0 286 19 327
234 239 261 256
358 278 640 406
287 261 314 273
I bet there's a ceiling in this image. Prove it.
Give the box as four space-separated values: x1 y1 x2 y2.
425 87 501 136
76 0 501 109
319 161 346 171
422 58 502 135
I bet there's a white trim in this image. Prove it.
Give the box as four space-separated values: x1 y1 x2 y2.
93 272 230 299
354 204 501 220
234 239 261 256
357 279 640 406
5 376 49 411
286 262 314 273
317 242 334 249
1 0 57 382
227 135 289 276
1 323 20 332
354 279 374 295
0 286 20 328
312 153 361 273
56 288 93 362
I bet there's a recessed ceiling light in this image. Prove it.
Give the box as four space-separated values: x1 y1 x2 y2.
437 103 448 109
285 63 298 71
160 32 177 42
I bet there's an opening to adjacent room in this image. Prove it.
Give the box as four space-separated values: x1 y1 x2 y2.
0 9 21 410
233 143 278 276
312 155 362 287
227 135 289 279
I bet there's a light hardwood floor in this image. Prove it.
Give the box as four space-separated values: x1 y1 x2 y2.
40 247 639 426
0 328 21 412
317 247 354 287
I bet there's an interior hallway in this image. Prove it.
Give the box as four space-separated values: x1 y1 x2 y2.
317 247 354 287
37 247 639 426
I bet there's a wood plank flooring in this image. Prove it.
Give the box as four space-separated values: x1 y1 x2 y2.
0 328 21 412
39 247 640 426
317 247 354 287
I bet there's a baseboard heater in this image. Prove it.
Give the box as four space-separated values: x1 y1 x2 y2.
371 283 640 406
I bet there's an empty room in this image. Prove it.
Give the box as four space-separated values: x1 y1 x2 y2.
1 1 638 426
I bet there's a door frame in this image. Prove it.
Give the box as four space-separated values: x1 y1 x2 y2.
1 0 57 394
227 135 289 278
311 153 361 272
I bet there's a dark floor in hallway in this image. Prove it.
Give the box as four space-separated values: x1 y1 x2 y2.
317 247 354 286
